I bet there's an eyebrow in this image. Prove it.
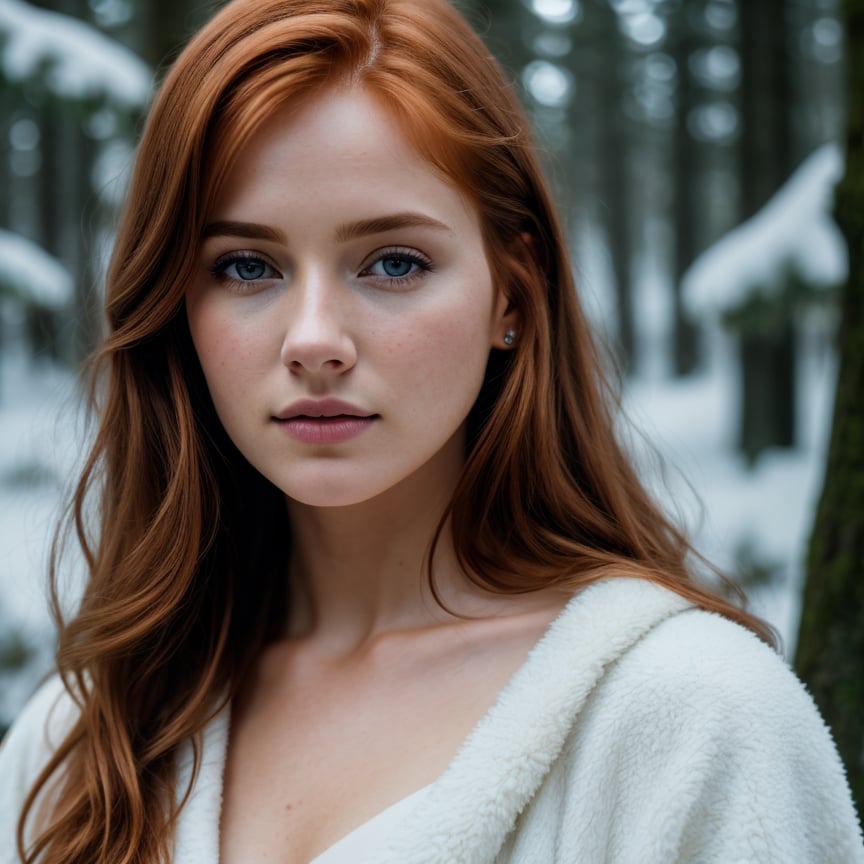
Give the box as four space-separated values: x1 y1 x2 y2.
202 221 286 243
202 212 451 244
334 212 452 242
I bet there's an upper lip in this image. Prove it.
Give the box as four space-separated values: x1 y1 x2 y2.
274 398 376 420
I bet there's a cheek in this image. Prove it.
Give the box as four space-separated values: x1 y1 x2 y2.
187 299 256 381
391 298 493 401
186 311 258 425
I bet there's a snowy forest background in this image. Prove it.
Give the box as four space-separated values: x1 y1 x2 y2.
1 0 861 814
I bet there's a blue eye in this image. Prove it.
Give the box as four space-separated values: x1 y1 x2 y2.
380 256 414 278
363 248 432 285
211 254 280 287
232 259 269 280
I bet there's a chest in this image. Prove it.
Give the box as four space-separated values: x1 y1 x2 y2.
218 637 528 864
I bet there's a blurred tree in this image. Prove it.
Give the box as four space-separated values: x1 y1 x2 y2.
479 0 638 369
738 0 793 220
597 4 636 370
0 0 151 359
138 0 217 75
469 0 573 206
734 0 797 459
795 0 864 824
669 2 703 375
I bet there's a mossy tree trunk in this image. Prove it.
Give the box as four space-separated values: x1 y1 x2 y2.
794 0 864 824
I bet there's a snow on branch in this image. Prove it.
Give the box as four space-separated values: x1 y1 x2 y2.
0 0 152 108
0 230 73 309
683 143 847 315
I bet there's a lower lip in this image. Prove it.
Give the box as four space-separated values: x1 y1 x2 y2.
276 416 377 445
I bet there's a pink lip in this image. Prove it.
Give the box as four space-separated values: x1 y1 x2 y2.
275 398 375 420
273 398 378 444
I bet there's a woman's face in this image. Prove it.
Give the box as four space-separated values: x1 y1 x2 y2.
186 86 514 508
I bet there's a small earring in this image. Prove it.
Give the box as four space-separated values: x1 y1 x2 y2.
503 329 517 346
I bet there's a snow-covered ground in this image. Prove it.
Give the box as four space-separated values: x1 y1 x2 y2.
622 320 835 656
0 341 87 725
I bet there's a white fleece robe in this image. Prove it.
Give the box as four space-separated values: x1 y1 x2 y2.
2 578 862 863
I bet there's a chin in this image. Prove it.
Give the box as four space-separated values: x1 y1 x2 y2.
277 475 396 509
285 490 378 509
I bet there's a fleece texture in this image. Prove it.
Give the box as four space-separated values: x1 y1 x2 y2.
1 578 862 863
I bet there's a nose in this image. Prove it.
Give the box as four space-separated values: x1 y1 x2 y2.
279 269 357 376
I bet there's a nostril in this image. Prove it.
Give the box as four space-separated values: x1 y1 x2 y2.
287 356 347 373
280 327 357 373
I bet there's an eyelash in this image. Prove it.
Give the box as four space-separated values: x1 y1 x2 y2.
360 247 434 287
210 252 280 292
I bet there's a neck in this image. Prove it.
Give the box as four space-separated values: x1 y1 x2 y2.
285 451 474 651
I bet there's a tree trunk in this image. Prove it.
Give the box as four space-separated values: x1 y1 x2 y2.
738 0 793 221
735 0 797 457
794 0 864 824
670 11 701 376
595 7 635 372
139 0 218 74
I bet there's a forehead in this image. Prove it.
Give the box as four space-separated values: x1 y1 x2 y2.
209 85 481 232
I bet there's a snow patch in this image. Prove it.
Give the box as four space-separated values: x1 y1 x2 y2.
0 229 73 308
0 0 152 108
622 333 836 657
683 143 847 314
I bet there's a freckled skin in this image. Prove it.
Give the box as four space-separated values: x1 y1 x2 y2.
186 86 513 510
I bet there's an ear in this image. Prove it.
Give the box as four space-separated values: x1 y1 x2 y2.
490 232 531 350
491 294 520 350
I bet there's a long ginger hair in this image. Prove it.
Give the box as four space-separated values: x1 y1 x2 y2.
19 0 775 861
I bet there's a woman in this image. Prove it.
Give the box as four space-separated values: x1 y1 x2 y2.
1 0 861 862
